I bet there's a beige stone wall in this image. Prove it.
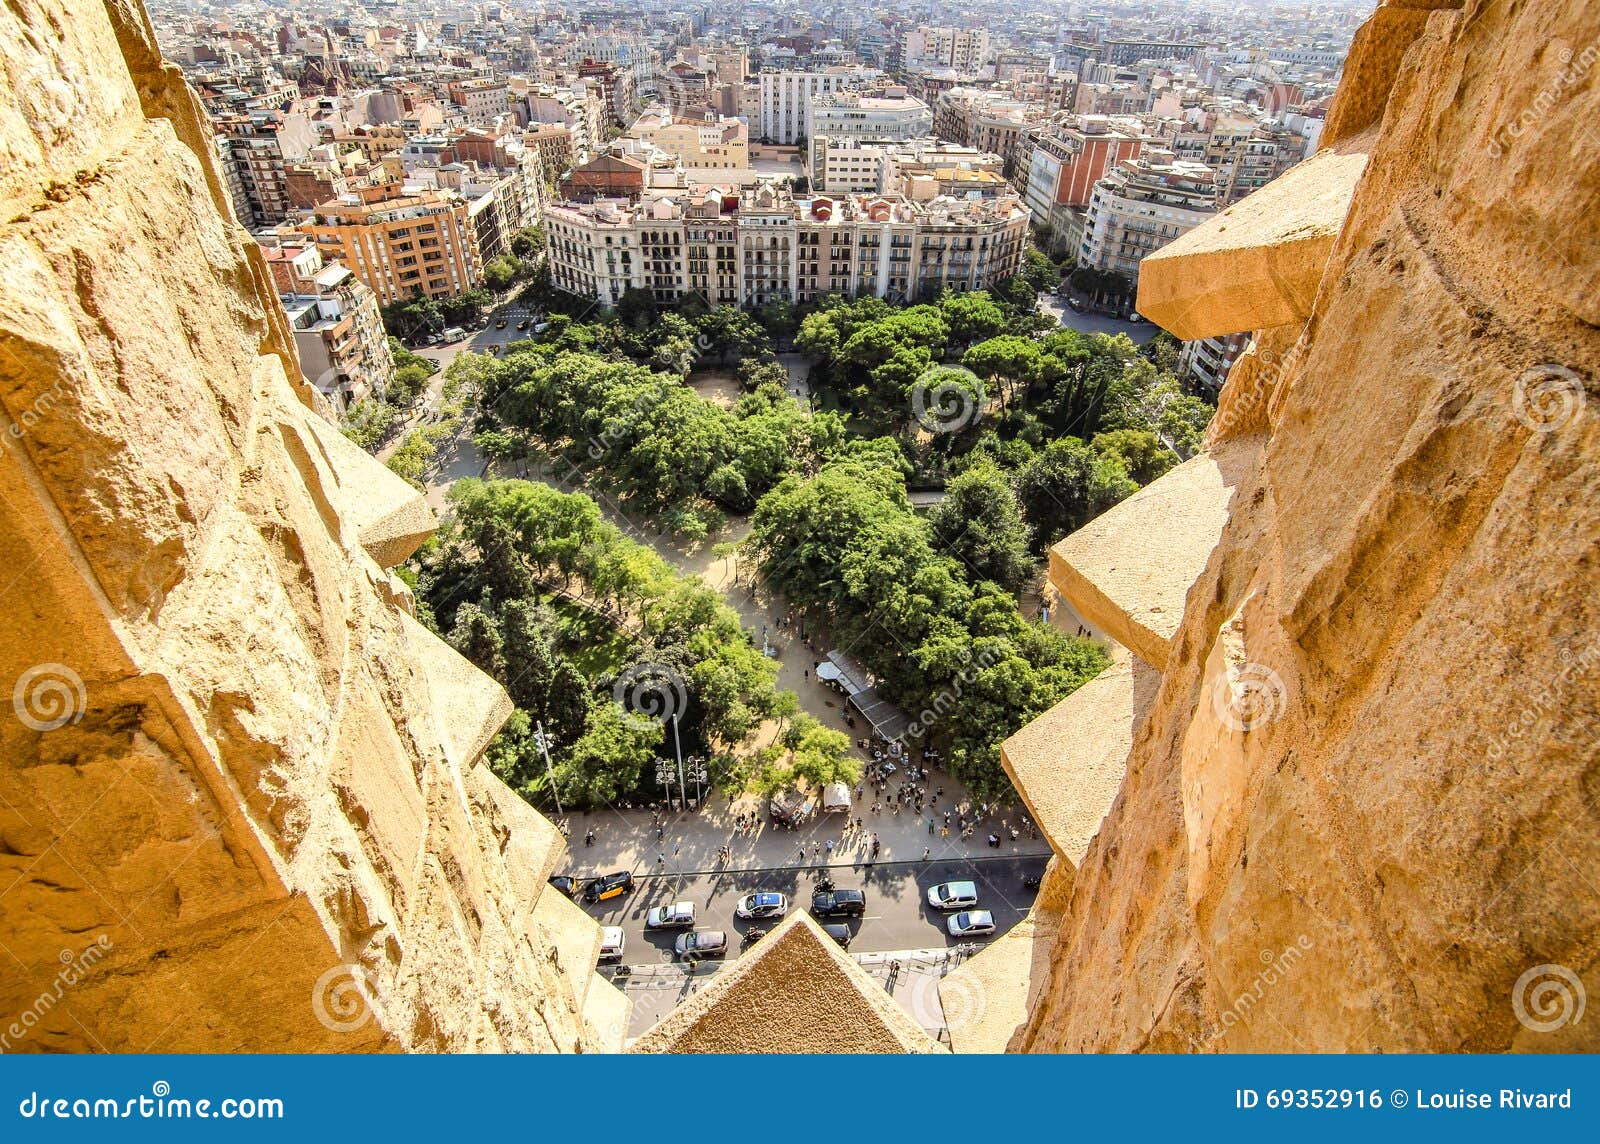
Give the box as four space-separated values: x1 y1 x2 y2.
0 0 611 1052
1016 0 1599 1051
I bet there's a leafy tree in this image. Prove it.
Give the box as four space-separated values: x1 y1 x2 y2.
1014 437 1138 551
483 255 524 292
509 224 546 260
1091 428 1175 485
938 291 1006 346
929 464 1034 589
551 702 663 807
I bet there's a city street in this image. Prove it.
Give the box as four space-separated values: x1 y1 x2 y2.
1039 293 1160 345
582 853 1046 964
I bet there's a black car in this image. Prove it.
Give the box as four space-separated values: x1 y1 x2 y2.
583 870 636 903
811 888 867 918
822 923 852 949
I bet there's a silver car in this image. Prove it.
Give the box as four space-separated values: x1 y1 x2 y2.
947 910 996 938
926 881 979 911
645 901 697 929
674 930 728 959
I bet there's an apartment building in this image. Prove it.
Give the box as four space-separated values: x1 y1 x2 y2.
1078 154 1217 283
216 109 317 227
901 27 991 74
805 88 933 162
628 106 749 170
544 181 1027 310
757 66 877 144
933 88 1043 178
267 244 395 407
526 82 605 162
1177 331 1252 394
447 78 511 128
1023 116 1148 252
524 122 575 182
811 135 1003 195
295 180 481 306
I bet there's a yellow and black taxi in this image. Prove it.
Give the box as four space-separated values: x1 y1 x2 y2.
583 870 636 903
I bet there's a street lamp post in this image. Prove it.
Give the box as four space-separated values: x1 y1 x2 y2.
533 720 563 821
654 756 675 808
685 755 708 808
670 712 688 809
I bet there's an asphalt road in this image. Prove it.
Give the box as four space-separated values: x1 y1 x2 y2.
580 854 1048 966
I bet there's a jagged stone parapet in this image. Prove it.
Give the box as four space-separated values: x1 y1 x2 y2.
0 0 616 1052
1011 0 1600 1053
1049 442 1255 672
1136 142 1369 341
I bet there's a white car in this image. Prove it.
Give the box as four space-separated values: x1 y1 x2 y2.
926 881 979 911
598 927 625 963
645 901 697 929
947 910 996 938
734 892 789 919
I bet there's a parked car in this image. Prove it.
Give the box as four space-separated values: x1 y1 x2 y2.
584 871 635 903
926 881 979 911
674 930 728 959
598 927 625 963
645 901 697 929
811 888 867 918
548 875 578 898
821 923 852 949
735 892 788 919
1068 298 1085 312
947 910 996 938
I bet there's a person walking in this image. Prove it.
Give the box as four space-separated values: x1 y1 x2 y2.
824 839 835 859
922 847 931 861
928 818 935 835
656 853 665 869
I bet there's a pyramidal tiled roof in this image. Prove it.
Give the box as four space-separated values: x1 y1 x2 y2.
628 912 944 1054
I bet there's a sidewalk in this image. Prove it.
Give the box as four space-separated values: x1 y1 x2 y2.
562 779 1050 878
608 945 977 1043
